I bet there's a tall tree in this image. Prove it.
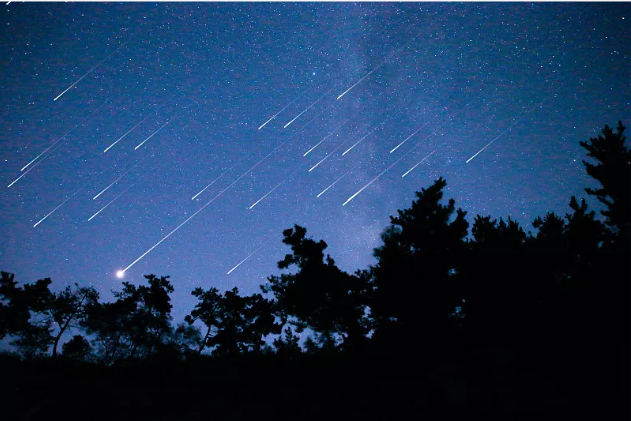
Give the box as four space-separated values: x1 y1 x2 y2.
82 292 137 365
371 178 469 344
62 335 93 361
207 287 246 356
7 277 55 357
462 216 529 342
83 275 174 364
185 286 222 356
186 287 280 356
239 292 281 353
1 275 99 357
0 272 31 340
168 322 202 359
580 121 631 242
262 225 369 350
46 284 99 358
579 121 630 349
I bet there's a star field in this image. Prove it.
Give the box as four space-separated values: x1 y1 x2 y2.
1 2 629 322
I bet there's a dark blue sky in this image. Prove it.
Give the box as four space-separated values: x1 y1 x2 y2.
1 2 628 321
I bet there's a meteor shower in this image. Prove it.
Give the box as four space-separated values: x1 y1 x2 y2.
1 3 629 420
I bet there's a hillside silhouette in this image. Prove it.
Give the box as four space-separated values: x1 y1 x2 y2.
1 122 629 420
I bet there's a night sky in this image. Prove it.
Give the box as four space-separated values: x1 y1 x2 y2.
1 2 629 322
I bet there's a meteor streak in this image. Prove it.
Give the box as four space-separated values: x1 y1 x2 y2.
121 169 253 274
336 19 440 103
7 166 35 188
134 120 171 150
342 132 436 206
88 172 149 221
341 92 407 157
227 237 273 275
191 165 235 200
94 137 169 200
199 113 324 204
93 166 137 200
193 101 339 202
343 96 484 205
390 123 429 154
308 155 328 172
466 92 556 164
122 156 297 272
33 172 102 228
120 99 341 271
284 89 332 129
134 107 188 150
120 206 206 275
342 124 382 156
317 161 362 198
258 91 305 130
387 97 465 157
303 120 349 156
248 176 290 210
20 99 111 172
87 201 112 222
402 145 442 178
308 129 359 172
104 92 181 153
54 35 135 101
342 159 401 207
337 67 380 101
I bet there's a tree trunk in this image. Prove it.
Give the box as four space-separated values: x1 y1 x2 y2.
50 296 85 358
198 325 212 356
107 332 123 365
52 334 62 358
129 342 138 359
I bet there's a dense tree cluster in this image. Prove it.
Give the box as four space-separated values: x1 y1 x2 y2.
1 122 628 364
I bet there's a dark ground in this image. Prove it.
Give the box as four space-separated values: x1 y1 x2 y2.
2 341 628 421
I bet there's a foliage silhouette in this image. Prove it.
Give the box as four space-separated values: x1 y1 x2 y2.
262 225 369 349
62 334 93 361
0 274 98 357
462 216 529 342
370 177 469 348
82 275 173 364
186 286 280 356
1 121 629 421
0 271 31 340
580 121 630 240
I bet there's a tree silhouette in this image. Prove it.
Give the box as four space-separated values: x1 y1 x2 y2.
462 216 528 342
370 178 469 345
186 286 279 356
62 334 93 361
6 277 55 357
580 121 630 241
82 287 138 364
186 286 222 355
579 122 630 351
83 275 174 364
0 272 31 340
273 326 302 357
262 225 369 350
206 287 246 356
170 322 202 358
45 284 99 358
2 121 630 421
239 292 281 352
